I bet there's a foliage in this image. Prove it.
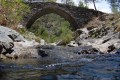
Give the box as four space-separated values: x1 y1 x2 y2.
82 0 120 12
59 22 73 44
29 13 73 44
47 0 57 2
18 27 41 42
78 1 88 8
0 0 30 29
61 0 75 6
107 0 120 13
34 0 56 2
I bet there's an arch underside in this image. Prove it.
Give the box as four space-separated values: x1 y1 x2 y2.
26 7 78 30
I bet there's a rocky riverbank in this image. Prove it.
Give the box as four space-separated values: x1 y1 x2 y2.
0 25 119 60
0 14 120 60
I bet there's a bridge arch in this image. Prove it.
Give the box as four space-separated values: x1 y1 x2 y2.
26 6 78 30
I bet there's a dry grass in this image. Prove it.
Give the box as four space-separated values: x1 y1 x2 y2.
84 13 120 31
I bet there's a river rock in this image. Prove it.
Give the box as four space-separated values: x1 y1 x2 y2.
37 49 48 57
77 47 101 54
40 39 46 45
56 40 66 46
0 44 2 54
0 41 14 55
107 44 116 53
0 32 13 43
76 25 120 53
12 41 40 59
0 25 41 59
18 48 39 59
67 41 78 47
0 54 7 59
0 25 23 58
115 48 120 54
0 25 25 42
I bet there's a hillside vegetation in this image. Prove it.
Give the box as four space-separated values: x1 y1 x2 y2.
28 13 73 43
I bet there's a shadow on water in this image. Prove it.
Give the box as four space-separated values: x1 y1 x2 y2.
0 69 8 80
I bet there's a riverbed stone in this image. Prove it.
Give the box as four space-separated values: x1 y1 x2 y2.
0 41 14 55
0 25 25 56
0 25 25 42
0 54 7 59
0 25 43 59
38 49 48 57
75 24 120 53
67 41 78 47
78 48 100 54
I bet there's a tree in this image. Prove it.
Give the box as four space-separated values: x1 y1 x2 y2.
0 0 30 29
107 0 120 13
47 0 57 2
81 0 97 10
84 0 88 7
93 0 97 10
61 0 75 6
39 0 56 2
78 1 88 8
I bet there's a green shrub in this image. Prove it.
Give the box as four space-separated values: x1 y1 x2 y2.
0 0 30 29
29 13 74 44
18 27 41 42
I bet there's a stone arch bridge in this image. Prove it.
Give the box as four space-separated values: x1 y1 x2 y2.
23 2 104 30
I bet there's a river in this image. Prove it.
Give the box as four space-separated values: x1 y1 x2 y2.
0 47 120 80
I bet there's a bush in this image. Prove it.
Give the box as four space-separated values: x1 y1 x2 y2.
29 13 74 44
18 27 41 42
0 0 30 29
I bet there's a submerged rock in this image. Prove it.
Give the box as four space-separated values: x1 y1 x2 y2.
78 48 101 54
38 49 48 57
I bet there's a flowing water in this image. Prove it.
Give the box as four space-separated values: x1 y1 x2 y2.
0 53 120 80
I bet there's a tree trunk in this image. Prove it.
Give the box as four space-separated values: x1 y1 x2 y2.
93 0 97 10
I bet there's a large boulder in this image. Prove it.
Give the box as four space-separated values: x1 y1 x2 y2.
0 26 39 59
0 25 25 42
0 25 25 55
12 41 40 59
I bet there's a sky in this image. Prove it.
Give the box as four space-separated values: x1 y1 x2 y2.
56 0 112 13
